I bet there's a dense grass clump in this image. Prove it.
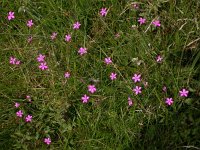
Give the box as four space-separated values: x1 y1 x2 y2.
0 0 200 149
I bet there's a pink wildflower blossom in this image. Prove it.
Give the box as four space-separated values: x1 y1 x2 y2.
152 20 161 27
82 94 89 103
9 57 20 65
179 89 189 97
65 34 71 42
104 57 112 65
100 8 108 16
73 22 81 30
132 74 141 83
133 86 142 95
138 17 146 25
16 110 23 118
15 60 21 65
8 11 15 20
110 72 117 80
165 98 173 106
64 72 70 78
39 62 48 70
88 85 96 94
15 102 20 108
37 54 45 62
44 137 51 145
27 20 33 27
156 55 163 62
25 115 32 122
10 57 16 64
51 32 57 40
78 47 87 55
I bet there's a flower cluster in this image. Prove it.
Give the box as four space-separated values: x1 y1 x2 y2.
37 54 48 70
138 17 161 27
14 96 51 145
9 56 21 65
15 95 33 122
6 6 191 147
165 88 189 106
132 74 142 95
81 84 97 103
16 109 32 122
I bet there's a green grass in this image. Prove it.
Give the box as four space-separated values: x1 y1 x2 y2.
0 0 200 149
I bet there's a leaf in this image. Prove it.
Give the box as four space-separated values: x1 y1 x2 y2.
18 6 26 13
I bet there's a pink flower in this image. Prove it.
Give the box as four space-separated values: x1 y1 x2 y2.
73 22 81 30
10 57 16 64
51 32 57 40
82 94 89 103
133 86 142 95
15 102 20 108
152 20 161 27
132 74 141 83
37 54 45 62
27 20 34 27
16 110 23 118
100 8 108 16
8 11 15 20
110 72 117 80
128 97 133 106
156 55 163 62
138 17 146 25
15 60 21 65
39 62 48 70
179 89 189 97
88 85 96 94
165 98 173 106
65 34 71 42
78 47 87 55
104 57 112 65
44 137 51 145
25 115 32 122
64 72 70 78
